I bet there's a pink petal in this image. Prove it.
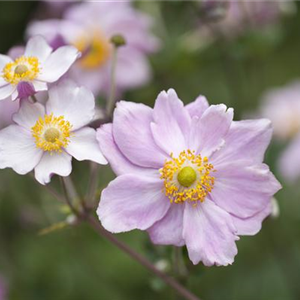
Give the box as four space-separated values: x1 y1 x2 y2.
212 162 281 218
189 104 233 157
151 89 191 157
0 125 43 174
66 127 107 165
97 174 170 233
232 201 272 236
34 151 72 185
185 95 209 118
97 123 154 176
148 204 185 247
114 47 151 89
278 134 300 182
113 101 168 168
183 200 238 266
211 119 273 165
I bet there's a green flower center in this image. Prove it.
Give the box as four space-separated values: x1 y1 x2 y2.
177 166 197 188
14 64 28 75
44 128 60 143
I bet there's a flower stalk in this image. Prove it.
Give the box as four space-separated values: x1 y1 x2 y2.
40 176 201 300
106 35 126 118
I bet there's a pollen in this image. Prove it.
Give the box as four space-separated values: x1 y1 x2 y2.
31 114 72 153
74 31 112 69
2 56 40 85
160 150 215 204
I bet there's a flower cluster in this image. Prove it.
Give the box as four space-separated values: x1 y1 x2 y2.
0 1 283 271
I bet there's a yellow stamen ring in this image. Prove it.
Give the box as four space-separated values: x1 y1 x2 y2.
31 114 72 153
160 150 216 204
74 31 112 69
2 56 40 85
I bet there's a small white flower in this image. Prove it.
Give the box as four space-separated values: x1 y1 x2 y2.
0 36 80 101
0 80 107 185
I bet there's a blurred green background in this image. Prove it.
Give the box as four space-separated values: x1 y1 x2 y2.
1 1 300 300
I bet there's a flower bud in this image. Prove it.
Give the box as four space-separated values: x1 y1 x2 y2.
110 34 126 48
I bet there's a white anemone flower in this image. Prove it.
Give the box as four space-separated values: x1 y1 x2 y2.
0 80 107 184
0 36 80 101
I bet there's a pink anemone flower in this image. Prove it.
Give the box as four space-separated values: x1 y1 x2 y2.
96 89 281 266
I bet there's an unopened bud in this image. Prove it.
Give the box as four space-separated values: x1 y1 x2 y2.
271 198 280 218
110 34 126 48
66 214 77 225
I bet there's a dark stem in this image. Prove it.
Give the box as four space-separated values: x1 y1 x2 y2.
31 95 38 103
85 215 201 300
60 177 78 216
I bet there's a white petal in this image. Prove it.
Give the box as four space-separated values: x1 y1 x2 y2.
46 80 95 130
0 84 15 101
11 89 18 101
0 54 12 71
34 151 72 185
66 127 107 164
32 80 48 92
24 36 53 62
13 99 45 130
0 125 43 174
38 46 80 83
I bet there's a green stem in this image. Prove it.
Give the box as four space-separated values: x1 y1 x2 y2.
106 47 118 118
44 178 201 300
86 162 100 206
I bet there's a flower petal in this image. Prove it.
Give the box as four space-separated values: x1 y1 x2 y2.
37 46 80 82
97 174 170 233
211 119 273 165
24 36 53 62
183 200 238 266
32 80 48 93
0 84 15 101
151 89 191 157
114 47 151 89
66 127 107 165
113 101 168 168
46 80 95 130
185 95 209 118
0 54 12 72
211 162 281 218
34 151 72 185
278 134 300 182
231 201 272 236
148 204 185 247
13 100 45 130
0 125 42 174
189 104 233 157
97 123 154 175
